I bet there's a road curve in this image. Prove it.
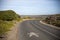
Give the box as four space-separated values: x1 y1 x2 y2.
18 20 60 40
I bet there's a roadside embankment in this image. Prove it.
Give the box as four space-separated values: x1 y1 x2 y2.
0 21 21 40
6 22 20 40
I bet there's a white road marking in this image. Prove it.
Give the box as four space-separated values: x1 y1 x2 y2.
28 32 39 37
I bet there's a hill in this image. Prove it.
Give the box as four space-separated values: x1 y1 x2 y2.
0 10 20 21
0 10 21 38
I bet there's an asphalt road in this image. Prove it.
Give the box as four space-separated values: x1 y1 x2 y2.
18 20 60 40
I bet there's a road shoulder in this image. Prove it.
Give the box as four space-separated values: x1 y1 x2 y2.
40 21 60 29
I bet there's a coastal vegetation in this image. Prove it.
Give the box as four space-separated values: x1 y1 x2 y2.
0 10 21 38
44 14 60 27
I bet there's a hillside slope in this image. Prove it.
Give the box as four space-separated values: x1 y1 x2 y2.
0 10 20 21
44 14 60 27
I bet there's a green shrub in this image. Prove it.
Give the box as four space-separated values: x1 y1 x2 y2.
44 14 60 27
0 10 21 37
0 20 14 36
0 10 21 21
54 21 60 27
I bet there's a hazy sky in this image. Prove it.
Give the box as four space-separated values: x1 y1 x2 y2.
0 0 60 15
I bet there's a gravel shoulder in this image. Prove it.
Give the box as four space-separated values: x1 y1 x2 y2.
6 22 20 40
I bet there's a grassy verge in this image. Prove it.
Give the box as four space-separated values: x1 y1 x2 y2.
0 20 15 38
0 18 22 37
0 10 22 38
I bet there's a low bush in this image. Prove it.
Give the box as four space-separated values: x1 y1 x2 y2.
0 20 14 36
44 14 60 27
0 10 21 37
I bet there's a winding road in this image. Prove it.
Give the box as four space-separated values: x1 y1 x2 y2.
18 20 60 40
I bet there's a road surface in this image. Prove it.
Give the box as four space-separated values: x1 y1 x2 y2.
18 20 60 40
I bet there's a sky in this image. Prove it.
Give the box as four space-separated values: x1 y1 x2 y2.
0 0 60 15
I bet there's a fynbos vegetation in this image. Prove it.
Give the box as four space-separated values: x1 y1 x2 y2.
0 10 21 38
0 10 20 21
44 14 60 27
